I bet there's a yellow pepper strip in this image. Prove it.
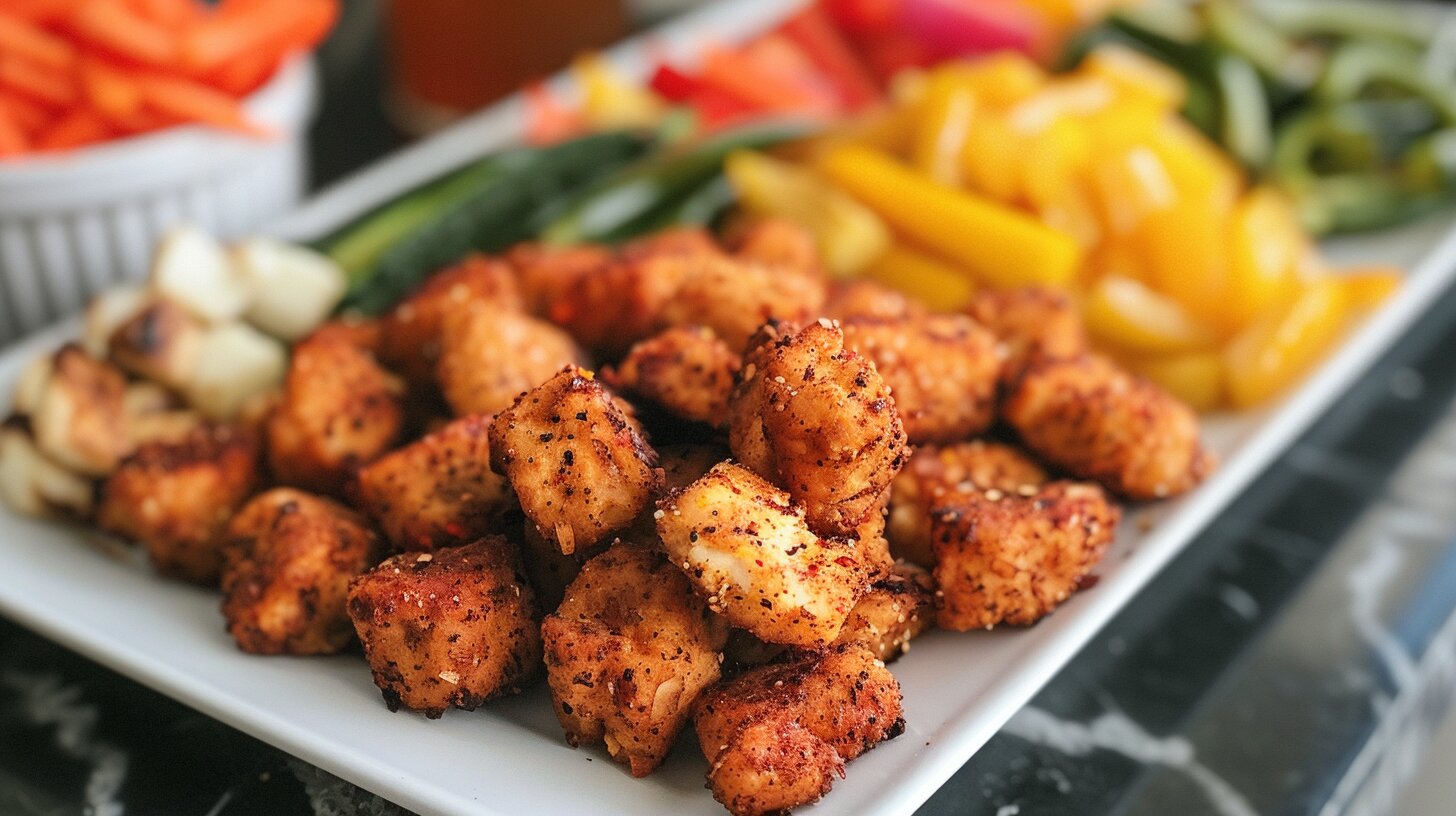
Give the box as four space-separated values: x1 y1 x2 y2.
958 112 1022 201
1083 274 1219 353
1079 43 1187 112
571 54 665 131
820 144 1082 288
1342 266 1402 311
1136 196 1232 328
1224 187 1305 330
1224 277 1350 409
912 71 977 186
862 244 976 310
725 150 890 278
1089 144 1177 237
1126 351 1225 413
1145 118 1241 215
943 53 1046 109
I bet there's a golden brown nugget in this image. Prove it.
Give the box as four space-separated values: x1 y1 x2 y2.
841 314 1001 443
347 538 541 717
378 255 523 386
489 367 660 555
729 320 908 537
507 242 613 317
99 424 260 584
932 480 1118 630
266 330 405 495
657 462 871 649
356 414 514 551
887 440 1049 566
222 489 383 655
659 258 826 353
695 645 904 816
823 279 925 323
603 326 741 428
436 306 583 418
965 286 1088 379
542 544 726 777
833 564 935 662
730 217 823 278
1004 355 1212 500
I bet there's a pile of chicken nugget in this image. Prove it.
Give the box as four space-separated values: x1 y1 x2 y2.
25 218 1213 815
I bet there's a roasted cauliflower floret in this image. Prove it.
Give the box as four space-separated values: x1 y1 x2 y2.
966 286 1087 379
603 326 741 428
823 279 925 323
489 367 660 555
888 441 1049 566
833 565 934 662
728 320 908 537
347 538 541 717
695 645 904 816
28 345 129 476
266 330 405 495
106 298 204 390
357 414 514 551
841 314 1001 443
542 543 727 777
98 425 260 584
378 254 523 386
657 462 871 648
730 217 823 279
436 306 583 417
932 480 1118 630
221 489 382 655
1003 355 1211 500
659 258 826 352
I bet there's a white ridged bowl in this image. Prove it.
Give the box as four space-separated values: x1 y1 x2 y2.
0 57 318 345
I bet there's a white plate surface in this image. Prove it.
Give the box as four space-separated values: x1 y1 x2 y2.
3 1 1456 813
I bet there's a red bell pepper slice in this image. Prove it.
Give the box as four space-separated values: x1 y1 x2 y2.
779 5 882 109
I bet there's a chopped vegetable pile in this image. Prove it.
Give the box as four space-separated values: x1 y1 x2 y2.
0 0 337 157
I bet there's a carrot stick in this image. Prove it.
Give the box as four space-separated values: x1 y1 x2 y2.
80 56 143 121
183 0 332 73
0 14 77 71
0 103 31 157
204 49 277 97
1 0 73 24
0 55 76 107
0 90 55 135
130 0 203 28
136 72 268 136
34 107 113 151
68 0 178 68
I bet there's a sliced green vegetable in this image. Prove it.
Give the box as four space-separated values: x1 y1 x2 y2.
1259 1 1426 48
1216 55 1272 169
1317 41 1456 125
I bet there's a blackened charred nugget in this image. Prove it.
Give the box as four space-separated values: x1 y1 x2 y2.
542 543 727 777
888 440 1049 566
378 254 523 387
933 480 1118 630
841 314 1001 443
965 286 1088 380
356 414 513 551
729 320 908 537
222 489 382 655
657 462 872 648
489 367 660 555
347 538 541 717
694 645 904 816
603 326 741 429
436 305 583 418
1004 355 1211 500
98 424 260 584
266 328 405 495
834 564 935 662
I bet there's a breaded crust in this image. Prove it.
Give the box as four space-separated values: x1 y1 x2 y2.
378 254 523 386
436 306 583 418
603 326 741 428
965 286 1088 380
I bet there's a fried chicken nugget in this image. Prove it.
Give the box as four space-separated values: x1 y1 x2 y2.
729 320 908 537
378 255 523 386
834 564 934 662
357 414 515 551
933 480 1118 630
603 326 741 428
542 543 727 777
659 258 826 353
657 462 872 648
1004 355 1211 500
436 305 584 417
695 645 904 816
266 330 405 495
347 538 541 717
489 367 660 555
823 279 925 323
98 424 260 584
888 441 1049 566
841 314 1001 443
221 489 383 655
507 243 613 317
730 217 823 279
965 286 1088 379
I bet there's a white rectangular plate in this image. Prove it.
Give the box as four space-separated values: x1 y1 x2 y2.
3 2 1456 814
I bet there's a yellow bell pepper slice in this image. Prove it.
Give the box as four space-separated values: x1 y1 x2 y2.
943 53 1046 109
1342 266 1402 311
1126 351 1225 413
1079 43 1187 111
912 71 977 186
1084 274 1219 353
861 244 976 310
1089 144 1177 237
819 144 1082 289
1146 119 1241 214
1224 277 1350 408
958 111 1022 201
1224 187 1305 330
571 54 666 131
725 150 891 278
1136 196 1232 327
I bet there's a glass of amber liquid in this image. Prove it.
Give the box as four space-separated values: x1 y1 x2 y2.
384 0 629 134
